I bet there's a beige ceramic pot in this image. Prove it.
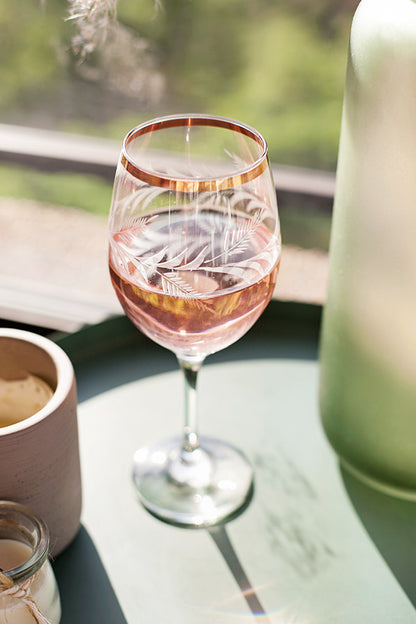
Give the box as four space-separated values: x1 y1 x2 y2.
0 328 82 556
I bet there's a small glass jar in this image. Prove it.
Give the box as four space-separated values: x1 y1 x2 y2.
0 501 61 623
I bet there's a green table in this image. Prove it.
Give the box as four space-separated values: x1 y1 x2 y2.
53 301 416 623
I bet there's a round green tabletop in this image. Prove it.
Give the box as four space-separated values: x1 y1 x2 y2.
53 301 416 623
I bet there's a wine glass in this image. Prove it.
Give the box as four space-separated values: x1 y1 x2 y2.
108 114 281 527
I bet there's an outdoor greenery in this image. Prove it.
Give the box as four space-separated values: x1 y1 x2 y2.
0 165 111 215
0 0 358 248
1 0 357 167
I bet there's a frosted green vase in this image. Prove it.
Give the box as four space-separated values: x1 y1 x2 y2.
319 0 416 499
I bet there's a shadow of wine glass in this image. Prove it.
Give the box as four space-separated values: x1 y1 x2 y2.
53 525 128 624
341 466 416 608
204 485 274 623
149 482 272 621
208 524 273 623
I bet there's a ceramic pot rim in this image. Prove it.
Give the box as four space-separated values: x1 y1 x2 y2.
0 328 74 435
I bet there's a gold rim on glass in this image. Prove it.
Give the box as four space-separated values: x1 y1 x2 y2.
120 114 269 193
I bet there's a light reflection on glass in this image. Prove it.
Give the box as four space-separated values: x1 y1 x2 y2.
217 479 237 491
206 583 309 624
152 450 167 465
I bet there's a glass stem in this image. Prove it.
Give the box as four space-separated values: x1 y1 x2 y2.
177 356 204 454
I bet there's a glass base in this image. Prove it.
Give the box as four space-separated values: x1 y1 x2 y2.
340 458 416 502
132 437 253 527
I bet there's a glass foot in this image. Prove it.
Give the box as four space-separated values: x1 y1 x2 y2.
132 437 253 527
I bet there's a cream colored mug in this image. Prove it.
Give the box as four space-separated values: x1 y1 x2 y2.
0 328 82 556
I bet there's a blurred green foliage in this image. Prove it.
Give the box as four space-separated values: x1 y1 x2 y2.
0 0 355 168
0 0 357 249
0 0 66 111
211 9 348 168
0 165 112 214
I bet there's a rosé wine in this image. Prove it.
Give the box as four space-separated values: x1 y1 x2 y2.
109 209 280 358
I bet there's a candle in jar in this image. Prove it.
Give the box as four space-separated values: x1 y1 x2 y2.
0 502 61 624
0 540 60 624
0 539 32 570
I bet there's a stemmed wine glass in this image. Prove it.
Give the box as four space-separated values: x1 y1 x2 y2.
108 114 281 527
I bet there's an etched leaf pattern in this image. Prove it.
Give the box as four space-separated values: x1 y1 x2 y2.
111 183 278 299
160 273 201 299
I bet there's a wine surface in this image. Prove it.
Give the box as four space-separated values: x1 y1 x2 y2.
109 209 280 358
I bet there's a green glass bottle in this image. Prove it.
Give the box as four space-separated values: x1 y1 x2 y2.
319 0 416 499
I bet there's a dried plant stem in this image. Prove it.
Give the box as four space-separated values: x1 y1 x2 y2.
66 0 119 57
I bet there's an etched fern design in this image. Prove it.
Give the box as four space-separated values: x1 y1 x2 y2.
216 209 263 262
111 184 278 298
160 273 200 299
